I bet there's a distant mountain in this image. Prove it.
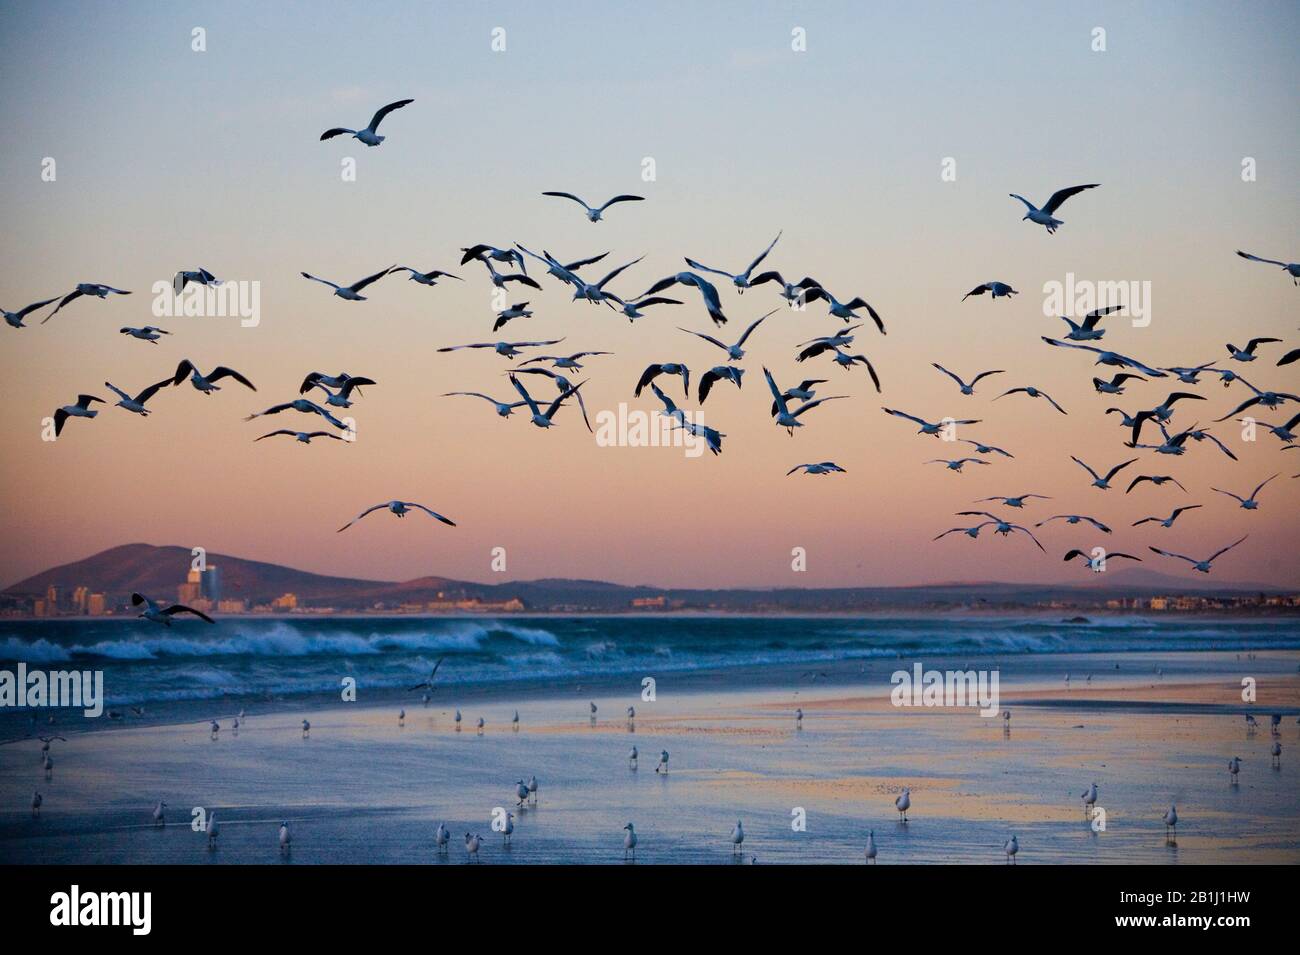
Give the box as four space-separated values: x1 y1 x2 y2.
2 543 1291 613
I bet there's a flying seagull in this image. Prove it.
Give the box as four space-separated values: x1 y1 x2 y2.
319 98 414 146
245 398 347 430
1212 475 1277 510
409 658 445 692
635 362 690 398
1127 474 1187 493
1278 348 1299 367
954 512 1046 550
1092 373 1145 395
438 339 564 360
541 191 645 222
1056 305 1125 341
1009 184 1099 234
996 386 1068 415
3 296 59 328
927 457 989 472
796 326 862 362
1070 455 1138 490
172 360 256 394
1148 536 1248 574
788 462 846 476
42 284 131 323
974 494 1050 509
679 310 774 361
605 294 682 321
1212 376 1300 419
1132 505 1202 529
881 408 981 436
307 376 376 408
255 429 344 444
749 271 820 305
492 302 533 332
105 378 171 416
567 255 644 305
1063 549 1141 572
337 501 456 533
1040 337 1169 377
766 367 846 434
442 391 528 418
119 326 170 343
173 268 221 294
962 282 1017 301
769 379 827 416
131 592 215 625
932 364 1004 396
698 365 744 403
1165 362 1217 384
684 231 781 294
480 258 542 291
642 272 728 326
961 439 1014 458
1236 250 1299 285
800 283 885 332
460 244 527 272
301 266 396 301
1248 411 1300 443
512 367 593 431
672 417 725 456
394 266 462 287
1225 338 1281 362
508 373 586 430
520 351 611 371
1035 514 1112 533
52 394 103 437
300 371 368 395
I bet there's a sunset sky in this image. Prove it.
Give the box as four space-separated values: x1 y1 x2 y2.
1 1 1296 590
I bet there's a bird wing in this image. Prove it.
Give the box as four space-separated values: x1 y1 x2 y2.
1081 305 1124 329
541 191 591 211
367 98 414 132
791 395 846 418
882 407 926 426
1207 535 1248 562
1041 392 1068 415
301 272 341 290
681 327 726 351
406 503 457 527
736 310 775 346
337 503 389 533
1236 250 1287 267
594 256 643 290
163 604 216 623
634 364 664 397
254 429 298 441
743 231 782 277
596 194 645 213
1148 546 1195 564
1251 474 1278 499
962 284 991 300
135 378 173 404
1041 183 1099 215
171 359 197 385
320 127 356 141
931 363 964 387
15 296 59 319
508 374 541 416
544 381 585 421
1105 458 1139 481
40 289 84 323
969 369 1005 386
208 367 257 390
1070 456 1101 481
350 265 397 292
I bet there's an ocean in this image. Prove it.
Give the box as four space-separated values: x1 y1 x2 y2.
2 613 1297 710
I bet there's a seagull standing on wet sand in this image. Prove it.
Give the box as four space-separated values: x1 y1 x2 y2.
623 823 638 860
656 750 669 774
279 822 291 853
1004 834 1019 864
865 831 877 863
1164 804 1178 836
731 820 745 854
628 745 638 769
435 822 450 853
896 788 911 822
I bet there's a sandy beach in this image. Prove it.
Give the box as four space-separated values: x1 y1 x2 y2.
3 648 1297 865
